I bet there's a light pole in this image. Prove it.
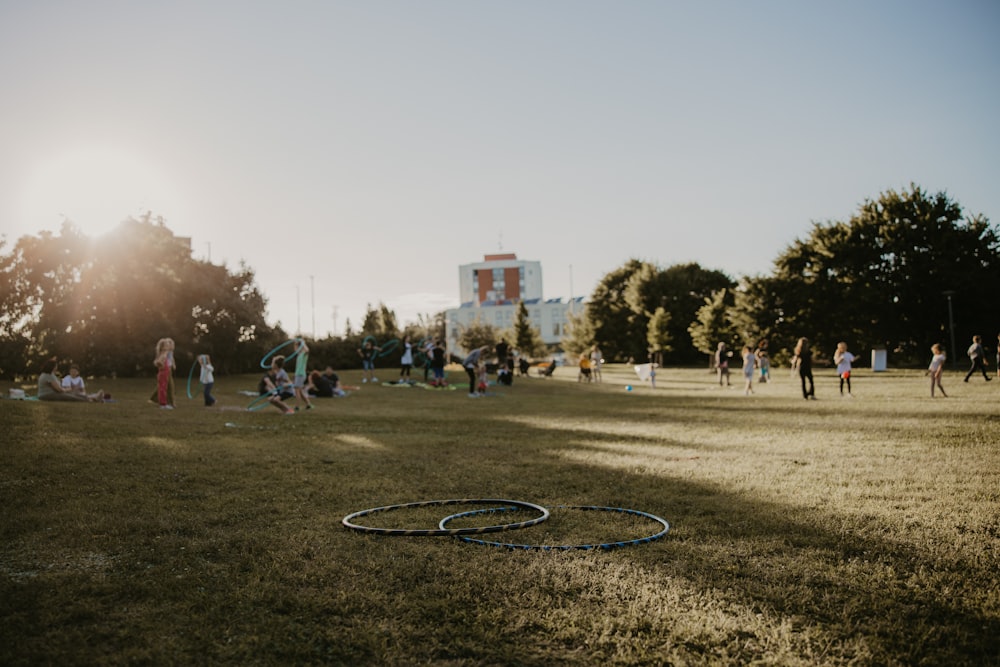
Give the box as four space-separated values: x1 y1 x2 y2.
942 290 956 368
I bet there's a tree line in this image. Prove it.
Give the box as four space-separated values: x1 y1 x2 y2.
563 185 1000 367
0 215 448 380
3 185 996 379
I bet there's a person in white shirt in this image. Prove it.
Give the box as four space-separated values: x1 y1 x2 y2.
61 364 87 395
834 342 857 397
927 343 948 398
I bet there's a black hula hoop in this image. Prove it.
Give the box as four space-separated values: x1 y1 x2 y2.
342 499 550 536
439 505 670 550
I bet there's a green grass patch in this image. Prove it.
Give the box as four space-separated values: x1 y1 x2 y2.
2 365 998 665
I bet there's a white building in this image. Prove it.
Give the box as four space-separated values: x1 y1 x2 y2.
445 253 583 356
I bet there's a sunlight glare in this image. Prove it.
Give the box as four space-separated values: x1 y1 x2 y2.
19 146 178 238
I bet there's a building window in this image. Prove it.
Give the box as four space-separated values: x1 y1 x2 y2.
552 323 560 336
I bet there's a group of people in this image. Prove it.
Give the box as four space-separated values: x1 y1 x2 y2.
715 339 776 396
357 335 450 387
258 340 350 414
712 333 998 400
36 358 105 402
30 330 998 408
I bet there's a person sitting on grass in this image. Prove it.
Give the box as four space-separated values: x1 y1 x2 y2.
308 369 346 398
38 358 102 402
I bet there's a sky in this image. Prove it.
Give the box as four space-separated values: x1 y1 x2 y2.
2 1 998 337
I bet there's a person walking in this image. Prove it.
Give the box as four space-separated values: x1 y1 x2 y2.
928 343 948 398
963 335 992 382
793 337 815 400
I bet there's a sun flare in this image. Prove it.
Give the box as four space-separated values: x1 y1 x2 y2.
19 145 177 238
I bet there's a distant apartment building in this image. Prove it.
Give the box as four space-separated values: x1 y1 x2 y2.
445 253 583 356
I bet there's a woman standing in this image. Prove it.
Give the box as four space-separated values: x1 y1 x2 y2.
793 337 815 400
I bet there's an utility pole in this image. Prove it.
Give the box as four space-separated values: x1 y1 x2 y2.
943 290 957 368
310 275 316 339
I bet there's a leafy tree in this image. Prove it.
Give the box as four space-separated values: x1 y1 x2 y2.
457 317 500 355
646 307 673 357
360 302 399 339
688 288 738 366
561 305 595 358
751 185 1000 363
584 259 734 363
0 216 277 378
585 259 648 362
511 300 546 357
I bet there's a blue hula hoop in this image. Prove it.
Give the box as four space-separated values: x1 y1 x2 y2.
260 338 304 369
342 499 550 536
186 360 198 399
439 505 670 551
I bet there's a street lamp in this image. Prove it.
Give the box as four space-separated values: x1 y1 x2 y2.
942 290 956 368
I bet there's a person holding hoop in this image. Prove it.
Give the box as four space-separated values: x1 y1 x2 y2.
358 339 382 384
258 355 295 414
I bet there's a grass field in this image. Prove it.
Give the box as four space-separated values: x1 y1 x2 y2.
1 364 998 666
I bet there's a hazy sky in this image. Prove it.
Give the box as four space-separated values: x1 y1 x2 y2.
2 1 998 337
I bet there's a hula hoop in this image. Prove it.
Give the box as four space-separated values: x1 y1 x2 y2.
186 360 198 399
439 505 670 551
415 337 432 367
259 338 304 369
342 499 550 536
246 385 293 411
377 338 400 358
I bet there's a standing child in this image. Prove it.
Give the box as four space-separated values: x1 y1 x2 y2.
357 340 381 384
154 338 175 409
715 342 731 387
834 342 857 397
398 335 413 384
476 360 489 396
198 354 216 407
755 339 770 383
431 339 447 387
928 343 948 398
292 339 313 410
741 345 755 395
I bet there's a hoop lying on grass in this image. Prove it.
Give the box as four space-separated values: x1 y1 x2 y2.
439 505 670 551
341 498 550 536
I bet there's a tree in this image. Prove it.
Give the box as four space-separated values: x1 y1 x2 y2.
688 288 738 366
583 259 734 363
360 302 399 339
511 300 546 357
752 185 1000 362
0 216 277 378
646 307 673 358
457 317 500 354
561 305 595 359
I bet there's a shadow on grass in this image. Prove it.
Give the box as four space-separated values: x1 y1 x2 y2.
1 385 998 665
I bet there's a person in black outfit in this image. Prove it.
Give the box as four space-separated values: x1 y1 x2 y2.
495 338 510 370
793 337 815 399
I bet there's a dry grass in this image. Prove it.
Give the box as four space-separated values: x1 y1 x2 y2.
1 364 998 665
